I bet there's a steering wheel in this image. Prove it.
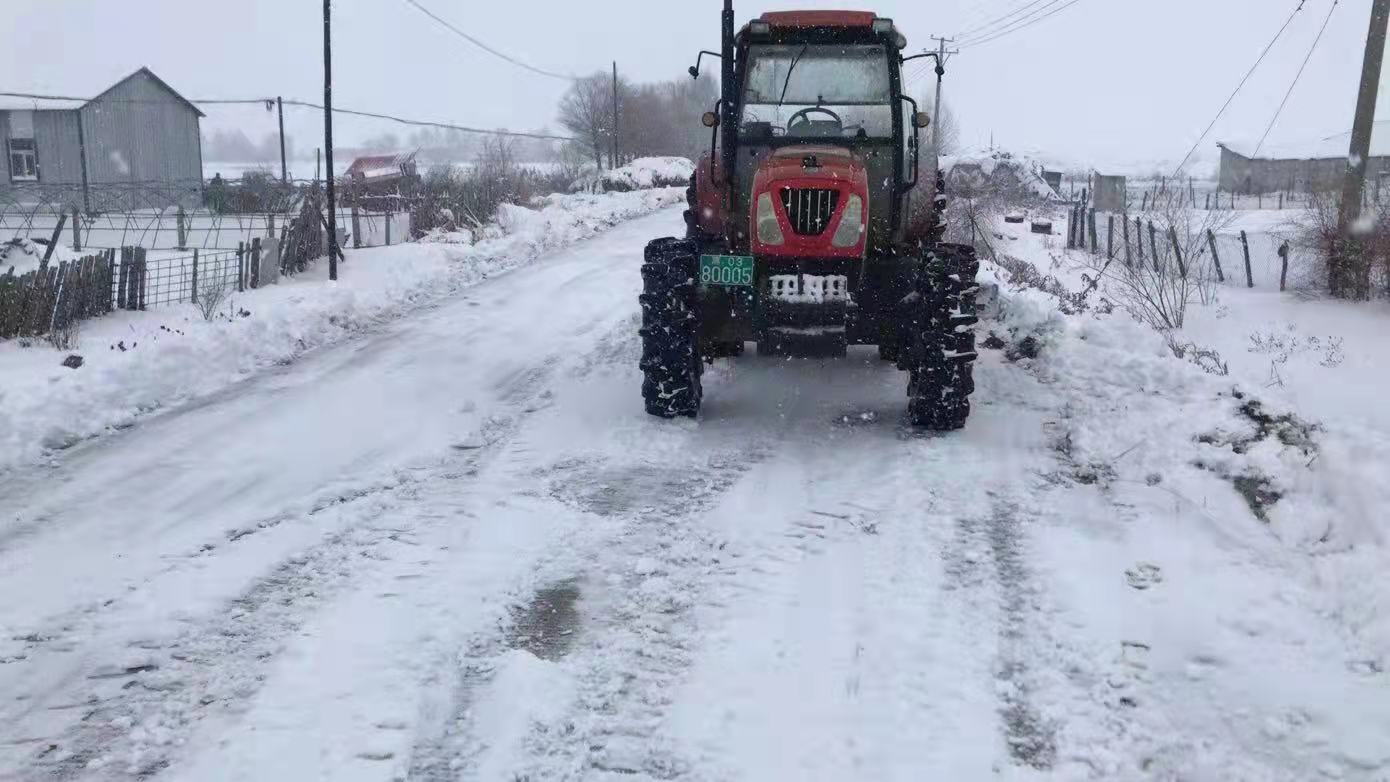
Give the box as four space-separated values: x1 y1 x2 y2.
786 106 844 133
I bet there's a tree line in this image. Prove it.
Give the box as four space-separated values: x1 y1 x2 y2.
558 71 718 170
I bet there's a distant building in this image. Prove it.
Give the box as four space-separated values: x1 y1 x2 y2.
342 150 419 207
0 67 205 210
1217 130 1390 195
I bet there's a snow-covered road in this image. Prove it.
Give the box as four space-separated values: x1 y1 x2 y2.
2 207 1387 781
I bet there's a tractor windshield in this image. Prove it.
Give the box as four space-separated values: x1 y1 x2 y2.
740 44 893 140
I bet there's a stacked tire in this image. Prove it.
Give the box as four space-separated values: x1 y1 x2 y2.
640 238 703 418
905 243 980 430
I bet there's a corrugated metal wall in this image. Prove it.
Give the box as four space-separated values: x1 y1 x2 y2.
80 71 202 186
32 111 83 185
0 112 10 182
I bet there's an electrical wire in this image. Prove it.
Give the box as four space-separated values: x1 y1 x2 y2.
1169 0 1308 177
1252 0 1339 158
956 0 1052 39
398 0 575 81
0 92 574 141
959 0 1083 48
279 100 575 141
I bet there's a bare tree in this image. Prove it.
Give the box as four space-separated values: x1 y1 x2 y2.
558 73 614 171
919 88 961 155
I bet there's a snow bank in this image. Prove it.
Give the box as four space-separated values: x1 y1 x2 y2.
1 238 82 276
573 156 694 193
0 187 684 473
981 227 1390 663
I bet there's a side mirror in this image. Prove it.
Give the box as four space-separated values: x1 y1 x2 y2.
913 112 931 129
689 65 700 79
702 111 720 128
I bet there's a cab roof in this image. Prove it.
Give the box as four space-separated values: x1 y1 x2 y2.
758 11 877 28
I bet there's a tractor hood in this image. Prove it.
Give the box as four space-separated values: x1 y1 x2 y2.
748 146 871 258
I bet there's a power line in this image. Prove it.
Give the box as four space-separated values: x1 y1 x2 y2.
1253 0 1340 158
280 99 576 141
959 0 1084 48
0 91 573 141
1169 0 1308 177
956 0 1052 39
398 0 575 81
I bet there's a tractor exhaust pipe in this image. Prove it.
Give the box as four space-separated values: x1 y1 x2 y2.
720 0 737 196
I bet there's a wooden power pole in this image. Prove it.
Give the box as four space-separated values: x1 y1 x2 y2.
1334 0 1390 296
277 96 288 184
611 61 620 169
324 0 339 281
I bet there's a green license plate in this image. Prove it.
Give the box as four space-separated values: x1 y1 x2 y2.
699 254 755 287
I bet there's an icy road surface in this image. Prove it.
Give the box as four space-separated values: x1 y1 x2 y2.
2 208 1387 781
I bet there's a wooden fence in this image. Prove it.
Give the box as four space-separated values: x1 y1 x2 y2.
0 250 117 340
1066 204 1294 291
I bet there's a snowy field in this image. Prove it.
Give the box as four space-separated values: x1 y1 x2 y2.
0 196 1387 780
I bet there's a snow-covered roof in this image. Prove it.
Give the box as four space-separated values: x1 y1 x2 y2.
0 68 203 117
345 150 418 179
0 96 85 112
1218 123 1390 161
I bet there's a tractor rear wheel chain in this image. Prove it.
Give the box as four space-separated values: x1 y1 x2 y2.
905 242 979 430
639 237 703 418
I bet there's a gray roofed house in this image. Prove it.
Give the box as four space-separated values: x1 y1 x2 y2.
1217 125 1390 195
1 67 205 210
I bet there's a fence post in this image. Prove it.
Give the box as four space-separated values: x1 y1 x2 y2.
250 237 262 290
1278 192 1284 210
1088 209 1097 253
1205 192 1211 211
1107 214 1115 260
385 212 392 246
1240 230 1253 288
1169 226 1186 279
1122 214 1132 266
42 214 68 264
117 248 128 310
1148 221 1160 273
71 207 82 252
268 213 276 237
1207 229 1225 282
1141 191 1149 212
136 248 147 311
176 206 188 251
191 249 200 304
1278 241 1289 292
1230 191 1235 210
237 241 246 292
1134 217 1144 264
351 205 362 249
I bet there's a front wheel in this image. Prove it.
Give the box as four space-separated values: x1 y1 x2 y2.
639 238 703 418
905 243 980 430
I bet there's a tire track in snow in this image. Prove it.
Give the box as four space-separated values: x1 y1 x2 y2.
3 356 569 780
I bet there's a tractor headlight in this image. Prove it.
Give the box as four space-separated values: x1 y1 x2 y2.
756 192 785 245
831 194 864 248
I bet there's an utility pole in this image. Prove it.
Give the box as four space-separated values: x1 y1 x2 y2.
611 61 621 169
927 36 958 184
323 0 339 281
277 96 288 184
1334 0 1390 296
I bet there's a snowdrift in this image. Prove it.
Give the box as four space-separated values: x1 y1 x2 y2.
0 187 684 473
572 157 694 193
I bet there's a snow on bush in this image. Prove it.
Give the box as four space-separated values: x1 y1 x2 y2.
982 251 1390 657
0 187 684 473
572 157 694 193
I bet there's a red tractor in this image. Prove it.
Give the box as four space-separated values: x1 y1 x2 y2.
640 3 979 429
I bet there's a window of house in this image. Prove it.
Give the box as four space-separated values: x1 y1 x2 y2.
7 111 38 181
8 138 38 181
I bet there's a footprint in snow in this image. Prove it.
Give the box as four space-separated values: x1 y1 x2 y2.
1125 562 1163 591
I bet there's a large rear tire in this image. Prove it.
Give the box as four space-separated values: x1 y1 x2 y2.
640 238 703 419
905 243 979 430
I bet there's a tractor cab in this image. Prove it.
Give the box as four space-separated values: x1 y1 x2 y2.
730 12 924 255
639 2 978 432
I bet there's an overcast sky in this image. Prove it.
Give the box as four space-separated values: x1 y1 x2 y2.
3 0 1385 174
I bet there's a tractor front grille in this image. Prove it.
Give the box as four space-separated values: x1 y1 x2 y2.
780 187 839 237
